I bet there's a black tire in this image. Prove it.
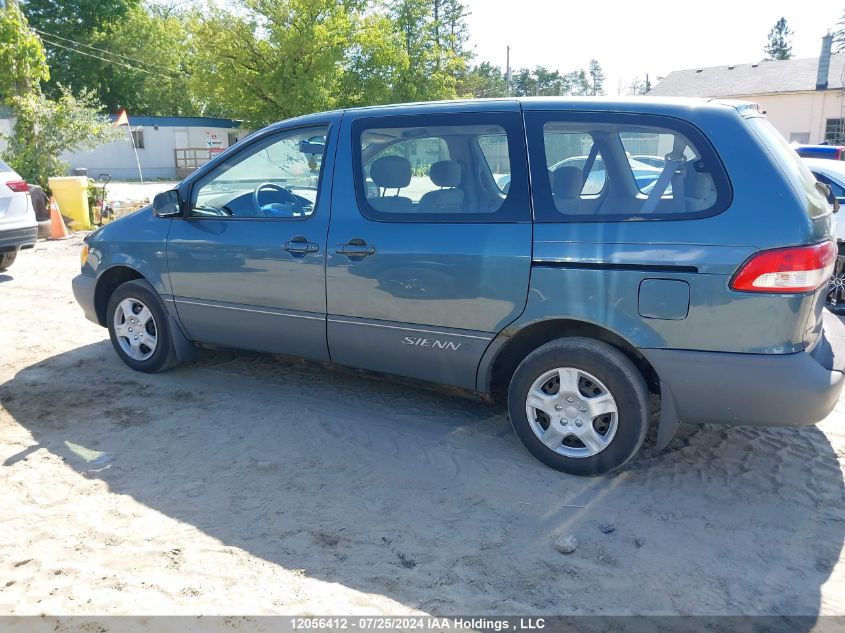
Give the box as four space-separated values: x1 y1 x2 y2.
36 219 52 240
507 337 650 476
106 279 179 373
0 250 17 271
825 249 845 313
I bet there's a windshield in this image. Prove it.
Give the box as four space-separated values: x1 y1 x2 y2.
748 117 829 218
0 159 13 172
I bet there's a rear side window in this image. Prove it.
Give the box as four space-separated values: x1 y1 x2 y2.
748 117 829 218
352 112 529 223
526 112 731 222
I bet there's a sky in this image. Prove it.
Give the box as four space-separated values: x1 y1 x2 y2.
462 0 843 94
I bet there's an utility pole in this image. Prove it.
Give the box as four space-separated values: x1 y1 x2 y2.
506 45 511 96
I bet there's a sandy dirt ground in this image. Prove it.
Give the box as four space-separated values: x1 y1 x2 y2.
0 237 844 617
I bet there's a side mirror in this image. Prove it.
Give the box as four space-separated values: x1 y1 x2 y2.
817 181 840 214
153 189 182 218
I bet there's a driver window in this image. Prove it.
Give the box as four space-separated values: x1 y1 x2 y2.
190 125 328 219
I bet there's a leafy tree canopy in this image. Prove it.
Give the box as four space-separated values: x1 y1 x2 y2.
764 17 793 60
2 87 120 189
0 7 48 105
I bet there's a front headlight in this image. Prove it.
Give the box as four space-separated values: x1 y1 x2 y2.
80 243 89 268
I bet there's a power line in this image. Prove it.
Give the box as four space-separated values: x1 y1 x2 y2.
38 35 173 77
34 28 178 74
34 28 181 76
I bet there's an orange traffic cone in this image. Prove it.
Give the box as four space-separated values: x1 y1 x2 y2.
48 197 71 240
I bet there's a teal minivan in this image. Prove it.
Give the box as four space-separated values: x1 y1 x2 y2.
73 97 845 476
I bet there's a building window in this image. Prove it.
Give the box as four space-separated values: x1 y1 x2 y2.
131 130 145 149
227 132 238 146
825 119 845 144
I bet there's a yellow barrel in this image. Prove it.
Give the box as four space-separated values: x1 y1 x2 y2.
48 176 91 230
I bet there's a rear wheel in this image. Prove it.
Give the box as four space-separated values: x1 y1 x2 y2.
106 279 179 373
0 250 17 271
826 246 845 313
507 338 649 476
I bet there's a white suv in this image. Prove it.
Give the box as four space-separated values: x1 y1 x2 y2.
0 159 37 271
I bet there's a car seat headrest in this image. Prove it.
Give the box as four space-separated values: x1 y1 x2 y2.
429 160 461 188
370 156 412 189
552 166 583 198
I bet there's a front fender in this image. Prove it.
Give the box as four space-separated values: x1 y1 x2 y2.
86 207 172 295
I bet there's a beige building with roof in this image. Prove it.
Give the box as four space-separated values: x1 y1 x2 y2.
649 35 845 145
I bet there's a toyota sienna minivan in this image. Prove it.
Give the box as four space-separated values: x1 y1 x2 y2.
73 97 845 476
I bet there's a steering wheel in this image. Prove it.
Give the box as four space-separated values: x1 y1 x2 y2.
253 182 297 217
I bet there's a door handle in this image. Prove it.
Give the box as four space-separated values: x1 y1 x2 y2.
284 237 319 255
336 240 375 258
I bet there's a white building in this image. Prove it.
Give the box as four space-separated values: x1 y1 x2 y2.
61 115 248 180
649 35 845 145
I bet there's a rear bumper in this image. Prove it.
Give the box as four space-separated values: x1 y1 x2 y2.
0 225 37 252
72 273 100 325
645 310 845 427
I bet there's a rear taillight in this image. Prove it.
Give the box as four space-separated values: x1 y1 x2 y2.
5 179 28 193
731 241 837 293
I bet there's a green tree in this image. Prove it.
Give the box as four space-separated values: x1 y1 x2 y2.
588 59 605 95
338 12 410 107
764 17 793 60
566 69 590 96
20 0 141 99
627 76 649 96
457 61 506 98
511 68 535 96
834 11 845 52
22 0 193 114
2 87 120 190
0 5 48 104
83 4 195 114
387 0 471 102
189 0 365 126
534 66 564 96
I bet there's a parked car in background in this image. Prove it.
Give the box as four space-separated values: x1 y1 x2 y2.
73 97 844 476
631 154 667 169
804 157 845 312
550 155 663 193
0 159 37 271
794 144 845 161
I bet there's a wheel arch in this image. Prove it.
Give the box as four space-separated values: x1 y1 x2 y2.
94 265 145 326
481 318 661 403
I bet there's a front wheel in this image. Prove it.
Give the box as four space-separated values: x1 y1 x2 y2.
507 338 649 476
106 279 179 373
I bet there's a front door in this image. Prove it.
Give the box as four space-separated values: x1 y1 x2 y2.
326 108 533 389
167 120 337 361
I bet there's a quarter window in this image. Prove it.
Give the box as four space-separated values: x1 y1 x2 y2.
353 113 529 222
190 125 328 219
529 113 730 222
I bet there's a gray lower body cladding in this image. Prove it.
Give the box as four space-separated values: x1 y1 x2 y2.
644 310 845 427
